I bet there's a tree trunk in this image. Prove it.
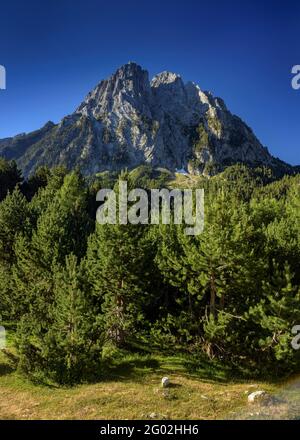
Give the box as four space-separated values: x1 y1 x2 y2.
209 272 216 318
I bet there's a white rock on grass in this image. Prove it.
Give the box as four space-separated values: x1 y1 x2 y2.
161 377 170 388
248 390 271 404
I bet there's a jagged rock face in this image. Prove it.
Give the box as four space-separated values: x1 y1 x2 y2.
0 62 294 176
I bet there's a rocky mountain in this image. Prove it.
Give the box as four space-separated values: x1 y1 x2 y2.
0 62 295 177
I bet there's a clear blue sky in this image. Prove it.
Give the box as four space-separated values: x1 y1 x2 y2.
0 0 299 165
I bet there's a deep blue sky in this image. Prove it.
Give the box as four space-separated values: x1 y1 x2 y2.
0 0 299 164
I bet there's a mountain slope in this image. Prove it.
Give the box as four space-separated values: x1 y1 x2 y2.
0 62 295 177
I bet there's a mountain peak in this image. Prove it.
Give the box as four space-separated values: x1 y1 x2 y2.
0 62 294 177
115 61 145 77
110 61 150 95
151 71 182 87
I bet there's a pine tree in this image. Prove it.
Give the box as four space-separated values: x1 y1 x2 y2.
86 223 150 346
40 255 103 383
22 165 51 200
156 189 263 355
247 262 300 373
0 188 32 319
12 170 92 320
29 166 68 223
17 255 103 383
0 187 32 265
0 159 22 201
85 176 151 346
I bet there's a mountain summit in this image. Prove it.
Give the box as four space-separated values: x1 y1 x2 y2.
0 62 294 176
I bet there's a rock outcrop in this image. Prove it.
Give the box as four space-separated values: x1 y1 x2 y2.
0 62 295 177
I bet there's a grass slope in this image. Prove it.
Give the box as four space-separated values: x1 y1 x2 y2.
0 330 282 420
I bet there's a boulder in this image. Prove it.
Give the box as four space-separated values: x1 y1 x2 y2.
161 377 170 388
248 390 272 405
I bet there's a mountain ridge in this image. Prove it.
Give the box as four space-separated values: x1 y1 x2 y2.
0 62 296 177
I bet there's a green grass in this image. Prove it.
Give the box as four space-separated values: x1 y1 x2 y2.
1 327 299 420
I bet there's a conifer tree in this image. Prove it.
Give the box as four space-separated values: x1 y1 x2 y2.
0 159 22 201
0 188 32 318
18 254 103 384
85 176 151 346
86 222 150 346
22 165 51 200
13 171 91 320
247 262 300 372
0 187 32 265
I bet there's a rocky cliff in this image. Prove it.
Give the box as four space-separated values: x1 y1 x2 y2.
0 62 294 177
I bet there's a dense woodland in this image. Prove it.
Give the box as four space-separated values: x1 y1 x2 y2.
0 157 299 384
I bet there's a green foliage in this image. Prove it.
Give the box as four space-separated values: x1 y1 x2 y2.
207 115 222 134
0 187 32 265
10 170 92 321
128 165 171 189
22 165 51 200
0 158 22 201
246 262 300 373
193 123 209 152
85 184 152 346
0 164 300 383
17 255 103 384
0 188 32 319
